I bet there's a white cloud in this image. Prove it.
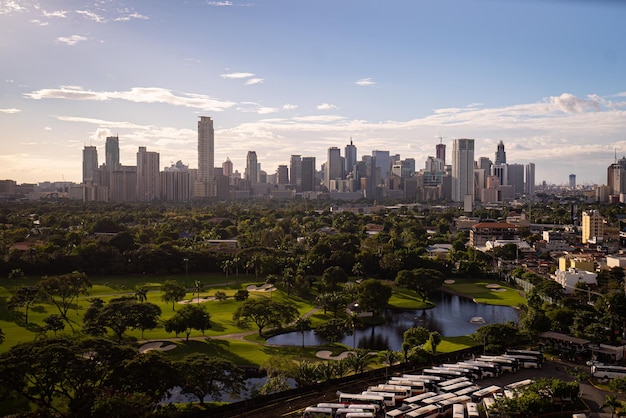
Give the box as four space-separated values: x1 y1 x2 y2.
0 108 20 114
208 1 233 6
282 104 298 110
44 127 52 130
317 103 338 110
221 72 255 79
26 86 237 112
75 10 106 23
549 93 600 114
355 78 376 87
43 10 67 18
56 35 87 46
114 12 149 22
0 0 26 15
30 19 49 26
236 102 278 114
245 78 264 86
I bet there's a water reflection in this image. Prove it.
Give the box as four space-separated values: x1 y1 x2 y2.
267 291 518 352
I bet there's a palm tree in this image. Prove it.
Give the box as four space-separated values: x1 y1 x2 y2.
344 312 363 348
294 317 312 348
345 349 372 374
603 394 622 418
134 286 148 303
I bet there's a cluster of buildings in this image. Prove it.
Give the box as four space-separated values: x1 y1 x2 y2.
52 116 538 204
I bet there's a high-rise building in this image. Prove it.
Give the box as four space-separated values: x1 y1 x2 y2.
436 142 446 165
525 163 535 196
277 165 289 184
495 140 506 164
344 139 357 176
161 162 190 202
222 157 233 177
246 151 258 185
582 210 604 244
569 174 576 189
196 116 215 197
290 155 302 190
452 138 475 202
491 164 508 186
372 150 391 183
324 147 343 191
82 146 98 183
136 146 160 201
507 163 524 196
105 136 120 171
301 157 316 192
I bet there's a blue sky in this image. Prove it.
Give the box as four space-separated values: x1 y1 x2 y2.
1 0 625 185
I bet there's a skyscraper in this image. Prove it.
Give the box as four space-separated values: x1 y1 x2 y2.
105 136 120 171
277 165 289 184
507 163 524 196
136 146 160 201
436 142 446 165
290 155 302 190
197 116 215 197
324 147 343 191
301 157 316 192
246 151 258 185
452 138 475 202
82 146 98 183
569 174 576 189
222 157 233 177
372 150 391 183
495 140 506 164
344 139 357 176
525 163 535 196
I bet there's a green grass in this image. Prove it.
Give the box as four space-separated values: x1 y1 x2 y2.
388 286 434 309
436 335 478 353
441 278 525 307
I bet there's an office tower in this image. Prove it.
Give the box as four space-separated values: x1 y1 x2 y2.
495 140 506 164
402 158 416 177
222 157 233 177
82 146 98 183
197 116 215 197
525 163 535 196
436 142 446 165
324 147 343 191
507 163 524 196
582 210 604 244
105 136 120 171
136 146 160 201
290 155 302 190
344 139 357 176
491 164 508 186
569 174 576 189
452 138 475 202
110 166 137 202
246 151 258 184
301 157 316 192
277 165 289 184
372 150 391 182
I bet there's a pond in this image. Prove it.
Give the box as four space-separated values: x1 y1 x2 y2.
266 291 519 352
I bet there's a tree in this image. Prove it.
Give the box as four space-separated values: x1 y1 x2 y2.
395 268 444 302
43 314 65 336
234 289 249 301
356 278 392 314
344 312 363 348
344 349 373 374
8 268 25 289
164 304 211 341
314 318 346 345
402 326 430 360
134 286 148 303
232 298 298 338
83 296 161 340
604 394 622 418
161 279 186 311
0 327 4 345
473 322 523 354
294 317 312 348
38 271 92 328
315 291 347 317
215 290 227 301
8 285 40 324
177 353 244 405
426 331 442 354
321 266 348 292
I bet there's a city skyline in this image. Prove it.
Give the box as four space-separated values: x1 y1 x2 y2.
1 0 626 185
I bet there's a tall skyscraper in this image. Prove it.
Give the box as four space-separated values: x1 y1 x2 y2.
372 150 391 183
136 146 160 201
105 136 120 171
197 116 215 197
345 139 357 176
525 163 535 196
82 146 98 183
324 147 343 191
495 140 506 164
569 174 576 189
222 157 233 177
301 157 316 192
246 151 258 185
277 165 289 184
507 163 524 196
290 155 302 190
436 142 446 165
452 138 475 202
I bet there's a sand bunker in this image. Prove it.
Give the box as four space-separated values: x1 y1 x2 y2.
177 296 216 304
486 283 501 289
491 288 507 292
139 341 177 353
246 284 276 292
444 279 455 284
316 350 356 360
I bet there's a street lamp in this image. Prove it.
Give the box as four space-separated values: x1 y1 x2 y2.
183 258 189 290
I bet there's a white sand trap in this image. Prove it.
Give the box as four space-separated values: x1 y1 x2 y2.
444 279 455 284
177 296 216 304
486 283 501 289
139 342 177 353
491 288 507 292
246 284 276 292
316 350 356 360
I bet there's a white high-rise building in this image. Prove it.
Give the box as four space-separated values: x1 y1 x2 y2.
290 155 302 190
452 138 475 202
196 116 215 197
324 147 343 191
136 146 160 201
246 151 259 185
82 146 98 183
525 163 535 196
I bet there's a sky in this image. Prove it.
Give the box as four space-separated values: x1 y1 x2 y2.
1 0 626 186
